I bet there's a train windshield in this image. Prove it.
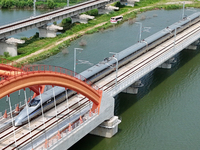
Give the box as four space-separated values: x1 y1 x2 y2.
28 98 40 107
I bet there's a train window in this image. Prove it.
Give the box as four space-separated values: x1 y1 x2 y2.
28 98 40 107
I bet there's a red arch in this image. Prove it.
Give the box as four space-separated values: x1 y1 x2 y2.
0 58 45 96
0 71 102 110
0 69 45 96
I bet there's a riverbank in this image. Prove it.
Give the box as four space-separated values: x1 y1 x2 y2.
2 0 200 64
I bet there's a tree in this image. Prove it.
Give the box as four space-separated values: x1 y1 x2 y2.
47 0 55 9
19 0 26 8
27 0 33 7
1 0 13 8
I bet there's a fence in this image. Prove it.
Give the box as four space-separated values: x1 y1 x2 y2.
36 108 98 150
108 28 200 97
0 98 27 119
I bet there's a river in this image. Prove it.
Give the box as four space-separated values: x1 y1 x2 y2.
1 8 200 150
0 9 46 38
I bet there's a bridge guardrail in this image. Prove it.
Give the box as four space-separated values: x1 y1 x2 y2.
107 28 200 97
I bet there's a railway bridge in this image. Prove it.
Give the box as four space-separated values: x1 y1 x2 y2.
0 0 117 40
0 0 128 57
1 12 200 149
0 0 118 57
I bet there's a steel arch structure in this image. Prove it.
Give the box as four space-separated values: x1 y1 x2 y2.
0 63 102 111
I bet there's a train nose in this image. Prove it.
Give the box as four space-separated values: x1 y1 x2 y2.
14 120 22 126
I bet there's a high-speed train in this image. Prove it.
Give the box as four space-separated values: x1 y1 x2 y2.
15 86 66 126
14 12 200 126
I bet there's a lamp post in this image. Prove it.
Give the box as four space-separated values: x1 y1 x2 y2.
109 52 119 89
74 48 83 77
173 25 181 51
135 22 151 43
135 22 142 42
33 0 36 16
182 1 185 20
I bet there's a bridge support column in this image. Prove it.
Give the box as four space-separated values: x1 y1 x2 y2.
0 38 25 57
158 57 176 69
98 6 119 14
71 14 95 24
185 40 200 50
122 80 143 94
38 24 63 38
120 0 139 7
90 116 121 138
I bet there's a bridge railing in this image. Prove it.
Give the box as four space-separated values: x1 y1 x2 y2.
0 58 23 68
0 98 27 120
108 29 200 97
0 0 89 27
38 107 98 150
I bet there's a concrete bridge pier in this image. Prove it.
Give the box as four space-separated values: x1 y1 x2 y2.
98 5 119 14
47 92 121 150
0 38 25 57
158 57 176 69
71 14 95 24
90 116 121 138
185 39 200 50
120 0 140 7
38 24 63 38
122 80 143 94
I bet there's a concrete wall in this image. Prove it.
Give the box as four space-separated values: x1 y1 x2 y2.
38 27 57 38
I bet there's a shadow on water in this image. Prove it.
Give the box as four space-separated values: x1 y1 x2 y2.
69 48 200 150
114 48 200 117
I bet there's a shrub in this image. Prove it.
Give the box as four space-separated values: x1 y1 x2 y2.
21 37 28 41
4 52 10 58
47 0 55 9
18 0 26 8
27 0 33 7
62 17 71 24
115 1 124 8
85 9 98 16
1 0 13 8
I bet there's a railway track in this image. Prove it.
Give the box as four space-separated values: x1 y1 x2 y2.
0 95 91 150
0 0 105 32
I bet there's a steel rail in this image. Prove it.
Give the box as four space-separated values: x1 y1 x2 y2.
0 0 102 31
11 101 90 150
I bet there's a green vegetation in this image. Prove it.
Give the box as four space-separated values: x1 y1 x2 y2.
0 0 90 9
134 0 161 7
47 0 55 9
3 52 10 58
0 0 33 8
